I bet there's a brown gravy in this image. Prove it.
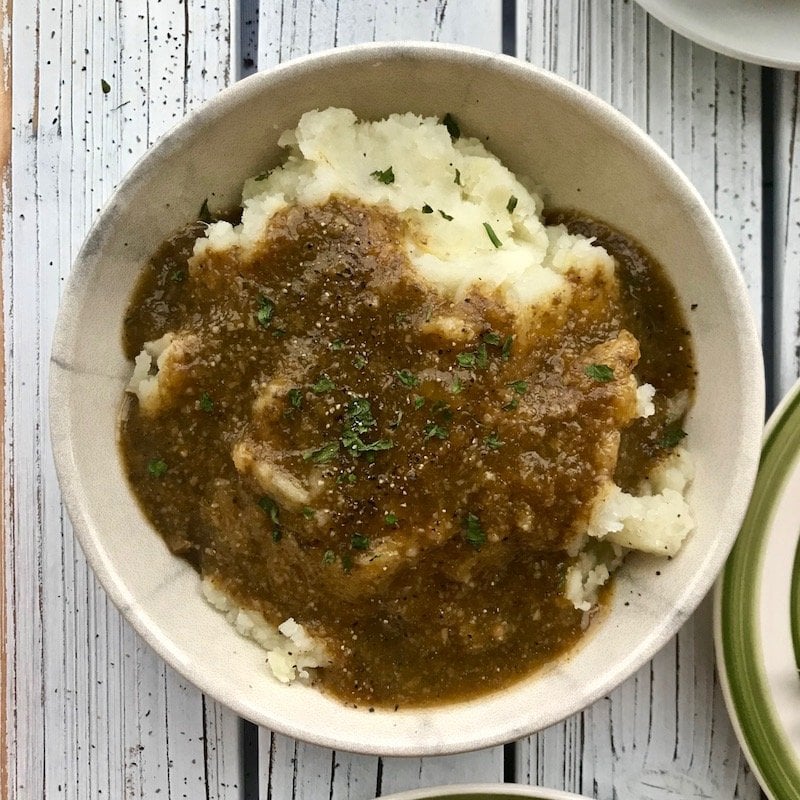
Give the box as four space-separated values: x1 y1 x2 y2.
121 198 694 707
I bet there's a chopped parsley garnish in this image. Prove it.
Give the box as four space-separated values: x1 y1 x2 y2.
344 397 377 434
484 432 503 450
258 496 280 526
301 507 315 519
199 392 214 412
503 397 519 412
423 421 449 441
584 364 615 382
384 513 398 526
395 369 419 388
351 533 370 550
431 400 453 421
287 388 303 409
341 553 353 573
463 513 486 549
475 342 489 369
659 427 688 448
170 270 185 283
353 354 368 369
482 332 502 347
443 113 460 140
341 430 394 455
506 195 518 213
303 441 340 463
483 222 502 248
439 209 454 221
272 529 282 543
330 338 346 350
256 296 275 327
454 168 462 186
507 380 528 395
422 204 434 214
456 351 476 369
311 374 335 394
147 458 168 478
413 395 425 410
322 550 336 566
337 472 357 485
371 166 395 184
501 335 513 361
451 377 463 394
198 198 212 223
101 78 111 94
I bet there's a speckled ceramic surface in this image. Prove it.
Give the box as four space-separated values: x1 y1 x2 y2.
50 42 764 756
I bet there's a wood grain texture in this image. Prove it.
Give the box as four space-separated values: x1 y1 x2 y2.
776 70 800 399
518 2 763 798
4 2 241 798
255 1 505 795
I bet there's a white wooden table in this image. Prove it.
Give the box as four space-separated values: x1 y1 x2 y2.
4 1 797 797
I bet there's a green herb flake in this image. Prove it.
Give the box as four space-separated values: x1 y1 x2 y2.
322 550 336 566
311 374 335 394
258 496 281 526
451 377 463 394
482 332 502 347
101 78 111 94
341 553 353 573
506 195 518 213
371 166 395 184
503 397 519 412
483 222 502 248
484 432 503 451
456 351 477 369
256 296 275 327
342 431 394 454
439 209 454 221
423 421 449 441
353 354 368 370
344 397 377 434
475 342 489 369
443 113 461 140
199 392 214 413
507 380 528 395
337 472 357 486
413 395 425 410
147 458 168 478
501 335 514 361
584 364 615 382
253 171 270 182
351 533 370 551
301 506 315 519
384 513 398 526
463 513 486 549
454 168 462 186
287 388 303 409
198 198 212 223
303 441 340 464
272 528 282 543
422 203 434 214
330 338 346 351
659 427 688 449
395 369 419 388
170 270 185 283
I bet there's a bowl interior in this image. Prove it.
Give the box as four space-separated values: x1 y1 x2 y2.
50 43 764 755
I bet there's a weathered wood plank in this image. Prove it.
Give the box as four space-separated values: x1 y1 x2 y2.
776 70 800 398
255 2 506 796
4 2 241 798
518 2 762 797
257 0 502 69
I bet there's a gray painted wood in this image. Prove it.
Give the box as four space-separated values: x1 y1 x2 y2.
776 70 800 399
518 2 762 798
4 2 242 798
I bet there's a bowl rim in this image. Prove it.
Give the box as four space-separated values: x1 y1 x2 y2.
50 40 765 755
377 783 594 800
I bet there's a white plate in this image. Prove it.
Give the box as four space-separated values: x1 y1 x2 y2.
634 0 800 69
715 378 800 800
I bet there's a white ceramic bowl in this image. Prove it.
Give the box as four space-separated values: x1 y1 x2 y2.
50 42 764 756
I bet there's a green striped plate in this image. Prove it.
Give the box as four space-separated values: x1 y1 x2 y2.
715 379 800 800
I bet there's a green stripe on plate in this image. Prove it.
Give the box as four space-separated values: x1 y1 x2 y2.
792 526 800 673
719 385 800 800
